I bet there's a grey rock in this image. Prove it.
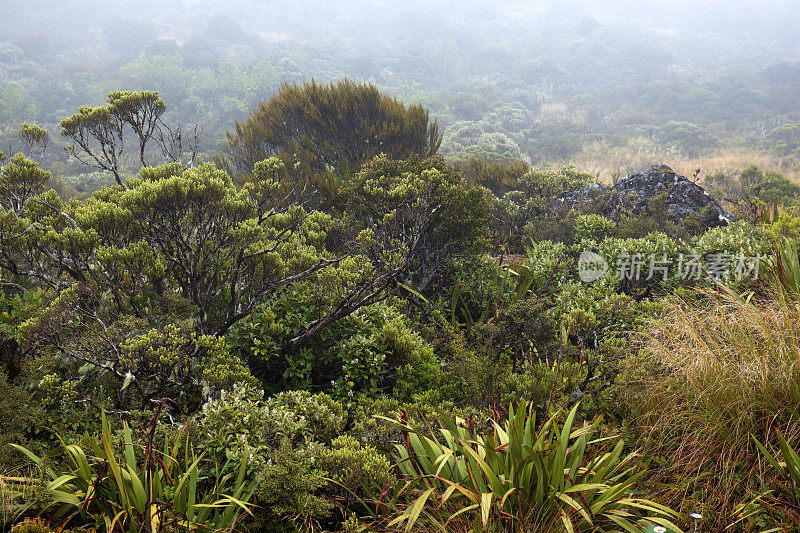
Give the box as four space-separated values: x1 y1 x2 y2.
560 165 734 228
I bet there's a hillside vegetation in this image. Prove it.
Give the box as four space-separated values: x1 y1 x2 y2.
2 2 800 531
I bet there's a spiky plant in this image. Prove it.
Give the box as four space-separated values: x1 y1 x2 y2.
369 403 681 533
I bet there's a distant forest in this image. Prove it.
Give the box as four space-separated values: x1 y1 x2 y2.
1 0 800 189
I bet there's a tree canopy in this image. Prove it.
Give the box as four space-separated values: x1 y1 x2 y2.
221 79 442 185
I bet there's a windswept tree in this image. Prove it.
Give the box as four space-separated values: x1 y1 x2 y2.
276 155 488 353
106 90 166 167
60 90 197 189
18 123 49 162
220 79 442 188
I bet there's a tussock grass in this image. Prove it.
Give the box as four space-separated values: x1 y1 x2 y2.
624 286 800 528
573 141 800 185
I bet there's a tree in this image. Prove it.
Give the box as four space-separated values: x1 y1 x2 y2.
0 151 51 214
106 90 166 167
277 155 488 351
245 155 488 377
60 90 196 189
220 80 442 187
766 123 800 157
60 103 125 186
18 123 48 162
0 153 488 406
0 157 338 406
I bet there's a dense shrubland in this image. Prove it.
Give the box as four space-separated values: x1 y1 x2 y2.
2 78 800 533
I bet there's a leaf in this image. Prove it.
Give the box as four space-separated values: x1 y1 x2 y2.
404 487 435 532
480 492 493 527
9 443 42 465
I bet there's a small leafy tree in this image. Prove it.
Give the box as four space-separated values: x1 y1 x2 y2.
60 90 195 189
0 151 51 214
278 155 488 351
0 157 338 406
18 123 48 161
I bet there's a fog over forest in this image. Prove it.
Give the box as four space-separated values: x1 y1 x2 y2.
1 0 800 186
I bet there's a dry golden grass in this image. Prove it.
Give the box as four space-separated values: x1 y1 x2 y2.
623 286 800 530
571 140 800 186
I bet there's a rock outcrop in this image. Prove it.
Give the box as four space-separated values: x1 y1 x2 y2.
560 165 734 228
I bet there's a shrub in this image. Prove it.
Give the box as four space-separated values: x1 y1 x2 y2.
230 297 440 400
321 435 393 503
196 384 346 469
575 213 615 242
373 403 681 532
255 440 333 531
264 390 346 444
0 375 45 472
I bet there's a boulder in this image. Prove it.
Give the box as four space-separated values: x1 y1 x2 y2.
560 165 734 228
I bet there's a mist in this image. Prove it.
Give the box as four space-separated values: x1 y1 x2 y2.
1 0 799 180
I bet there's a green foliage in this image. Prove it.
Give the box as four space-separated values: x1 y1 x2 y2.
231 296 440 399
765 123 800 157
121 322 256 397
255 440 332 530
265 390 346 444
655 121 717 156
350 393 488 452
376 403 681 532
760 237 800 298
575 213 615 242
1 157 342 406
60 90 169 186
0 288 42 377
18 123 48 161
554 277 647 339
440 294 561 407
0 374 45 472
10 411 257 532
711 165 800 214
0 152 51 213
490 165 593 249
692 219 771 258
222 79 442 180
457 156 530 196
755 171 800 205
321 435 393 502
197 384 345 466
343 154 489 267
